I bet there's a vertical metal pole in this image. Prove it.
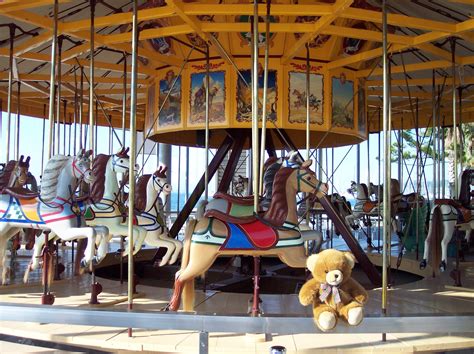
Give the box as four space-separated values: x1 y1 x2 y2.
415 99 420 260
79 67 84 150
367 133 371 189
451 38 458 197
56 36 62 156
73 67 78 155
432 70 437 199
252 0 260 212
381 0 391 333
177 146 181 211
127 0 139 338
15 82 21 160
41 105 46 173
306 44 311 159
89 0 95 153
204 44 210 202
47 0 58 159
6 26 16 162
356 144 360 184
259 0 271 193
63 101 67 155
122 53 127 147
442 123 446 198
186 147 190 200
458 87 463 176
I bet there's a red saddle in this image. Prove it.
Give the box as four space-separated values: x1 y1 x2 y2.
362 201 378 213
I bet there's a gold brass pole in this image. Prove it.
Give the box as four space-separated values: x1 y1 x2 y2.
89 0 95 153
204 44 210 202
252 0 259 212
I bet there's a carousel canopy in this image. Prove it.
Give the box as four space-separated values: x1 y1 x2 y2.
0 0 472 147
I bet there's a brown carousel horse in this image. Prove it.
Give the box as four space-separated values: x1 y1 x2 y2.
167 160 328 311
0 156 37 251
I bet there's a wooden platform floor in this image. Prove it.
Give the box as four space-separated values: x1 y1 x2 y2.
0 240 473 353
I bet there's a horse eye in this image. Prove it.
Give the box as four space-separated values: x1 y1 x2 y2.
120 159 123 163
306 176 311 181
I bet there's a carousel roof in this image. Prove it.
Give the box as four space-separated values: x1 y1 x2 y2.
0 0 472 134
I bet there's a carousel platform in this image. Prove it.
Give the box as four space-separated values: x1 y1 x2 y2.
0 244 473 353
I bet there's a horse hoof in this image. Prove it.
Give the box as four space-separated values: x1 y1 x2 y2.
80 259 89 269
419 260 427 270
161 303 171 312
440 261 447 272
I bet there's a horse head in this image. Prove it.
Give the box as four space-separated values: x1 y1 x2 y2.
152 166 172 195
112 147 131 174
73 149 94 184
295 159 328 198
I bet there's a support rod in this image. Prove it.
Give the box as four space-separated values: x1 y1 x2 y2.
122 53 127 148
381 0 391 321
252 0 259 212
259 0 271 193
47 1 58 159
451 38 458 198
204 44 210 202
127 0 139 336
6 25 14 162
56 36 63 156
15 82 20 160
89 0 95 153
432 70 437 199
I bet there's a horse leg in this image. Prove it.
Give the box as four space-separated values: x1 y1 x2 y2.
440 220 456 272
0 227 20 285
93 226 110 265
168 246 217 311
144 230 175 266
54 227 97 268
160 232 183 265
24 232 49 283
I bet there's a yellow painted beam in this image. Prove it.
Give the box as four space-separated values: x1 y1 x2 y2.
61 6 176 33
340 7 457 33
167 0 234 65
460 55 474 65
182 3 333 16
322 25 413 45
13 31 52 56
282 0 353 64
0 73 149 85
417 43 458 61
327 44 404 70
366 76 474 87
0 0 70 12
103 24 193 44
356 60 452 78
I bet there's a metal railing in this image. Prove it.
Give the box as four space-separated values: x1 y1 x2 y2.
0 303 473 353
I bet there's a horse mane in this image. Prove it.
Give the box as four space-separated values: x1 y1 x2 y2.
263 167 295 227
135 174 151 212
360 183 369 198
40 155 70 201
459 169 472 208
0 160 17 191
90 154 110 203
262 158 282 206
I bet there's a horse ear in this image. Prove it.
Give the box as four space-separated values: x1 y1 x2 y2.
85 150 93 158
302 159 312 168
25 156 30 164
19 155 24 162
162 166 168 174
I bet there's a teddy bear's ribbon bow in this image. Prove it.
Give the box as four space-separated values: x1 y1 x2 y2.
319 283 341 304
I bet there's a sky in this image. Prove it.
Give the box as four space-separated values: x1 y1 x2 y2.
0 112 447 211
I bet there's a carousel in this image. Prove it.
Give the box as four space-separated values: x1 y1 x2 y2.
0 0 473 352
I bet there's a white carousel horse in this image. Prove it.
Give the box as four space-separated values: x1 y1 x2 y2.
420 169 473 272
133 166 182 266
0 150 109 284
346 180 402 236
25 149 148 280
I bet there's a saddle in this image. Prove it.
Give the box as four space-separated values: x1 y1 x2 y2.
2 187 38 200
204 209 256 224
362 201 378 213
213 192 255 206
435 199 472 223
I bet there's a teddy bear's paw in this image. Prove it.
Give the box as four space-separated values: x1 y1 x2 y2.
347 307 363 326
299 293 314 306
317 311 336 331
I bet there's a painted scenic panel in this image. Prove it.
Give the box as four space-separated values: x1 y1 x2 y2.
146 83 156 130
332 77 354 129
288 72 323 124
189 71 226 125
358 86 366 134
158 70 181 127
236 68 277 123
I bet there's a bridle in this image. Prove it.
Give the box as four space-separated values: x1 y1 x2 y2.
296 168 323 194
72 157 91 180
111 154 129 171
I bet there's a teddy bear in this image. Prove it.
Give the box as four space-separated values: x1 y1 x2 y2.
298 249 368 331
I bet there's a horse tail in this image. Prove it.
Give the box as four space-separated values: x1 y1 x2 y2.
181 219 196 312
426 204 443 268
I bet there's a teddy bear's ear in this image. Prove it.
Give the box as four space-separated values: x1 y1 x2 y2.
306 254 319 270
344 252 356 269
